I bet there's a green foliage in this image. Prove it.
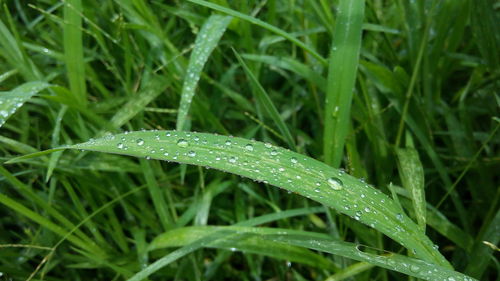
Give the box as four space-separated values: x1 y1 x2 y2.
0 0 498 280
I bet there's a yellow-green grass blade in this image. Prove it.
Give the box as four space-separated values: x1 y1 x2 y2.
147 226 473 281
8 130 450 268
0 81 50 128
149 226 335 270
323 0 365 167
63 0 87 106
176 14 232 131
187 0 326 66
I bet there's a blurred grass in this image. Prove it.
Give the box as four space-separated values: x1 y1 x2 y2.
0 0 498 280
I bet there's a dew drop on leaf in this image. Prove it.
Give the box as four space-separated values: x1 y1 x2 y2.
290 157 298 164
188 151 196 157
245 144 254 151
177 139 189 148
327 177 343 190
117 143 124 149
136 138 145 146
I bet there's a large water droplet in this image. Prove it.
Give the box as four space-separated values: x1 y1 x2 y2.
136 138 145 146
327 177 343 190
228 156 237 163
290 157 298 164
117 143 124 149
396 213 404 221
188 151 196 157
409 264 420 273
177 139 189 148
270 149 278 156
245 144 254 151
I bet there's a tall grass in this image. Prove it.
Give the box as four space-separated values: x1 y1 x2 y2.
1 1 498 280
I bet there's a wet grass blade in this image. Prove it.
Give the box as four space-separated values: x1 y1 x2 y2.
8 130 450 268
147 226 472 281
176 14 232 131
0 81 50 127
396 145 426 232
323 0 365 167
187 0 326 65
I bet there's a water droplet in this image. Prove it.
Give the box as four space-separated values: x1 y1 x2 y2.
245 144 254 151
145 156 151 160
117 143 124 149
136 138 145 146
410 264 420 273
327 177 343 190
188 151 196 157
264 143 272 148
270 149 278 156
364 207 371 212
177 139 189 148
225 140 232 145
314 188 321 193
290 157 298 164
447 277 456 281
230 247 236 252
228 156 237 163
396 213 404 221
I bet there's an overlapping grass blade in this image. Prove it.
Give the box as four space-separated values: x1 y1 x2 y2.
149 226 334 270
9 130 450 267
176 14 232 131
396 145 426 232
187 0 326 65
323 0 365 167
146 226 472 281
0 81 50 127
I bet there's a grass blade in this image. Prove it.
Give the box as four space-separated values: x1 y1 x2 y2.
147 226 473 281
396 145 426 232
187 0 326 65
13 130 451 267
176 14 232 131
0 81 50 127
149 226 335 270
323 0 365 167
63 0 87 106
234 50 296 149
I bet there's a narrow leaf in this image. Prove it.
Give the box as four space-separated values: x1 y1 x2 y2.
0 81 50 127
323 0 365 167
176 14 232 131
16 130 451 267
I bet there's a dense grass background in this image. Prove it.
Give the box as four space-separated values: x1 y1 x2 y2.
1 0 499 280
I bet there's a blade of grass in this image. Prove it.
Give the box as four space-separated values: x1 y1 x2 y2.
148 226 335 270
234 50 296 149
0 81 50 127
396 143 426 232
187 0 326 65
323 0 365 167
176 14 232 131
63 0 87 106
11 130 451 267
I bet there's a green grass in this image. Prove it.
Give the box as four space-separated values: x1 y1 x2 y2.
0 1 499 280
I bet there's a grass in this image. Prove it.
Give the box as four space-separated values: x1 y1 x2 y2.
0 1 499 280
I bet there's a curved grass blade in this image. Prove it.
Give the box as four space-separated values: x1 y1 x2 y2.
176 14 232 131
187 0 326 65
147 226 474 281
14 130 452 267
0 81 50 127
323 0 365 167
148 226 335 270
